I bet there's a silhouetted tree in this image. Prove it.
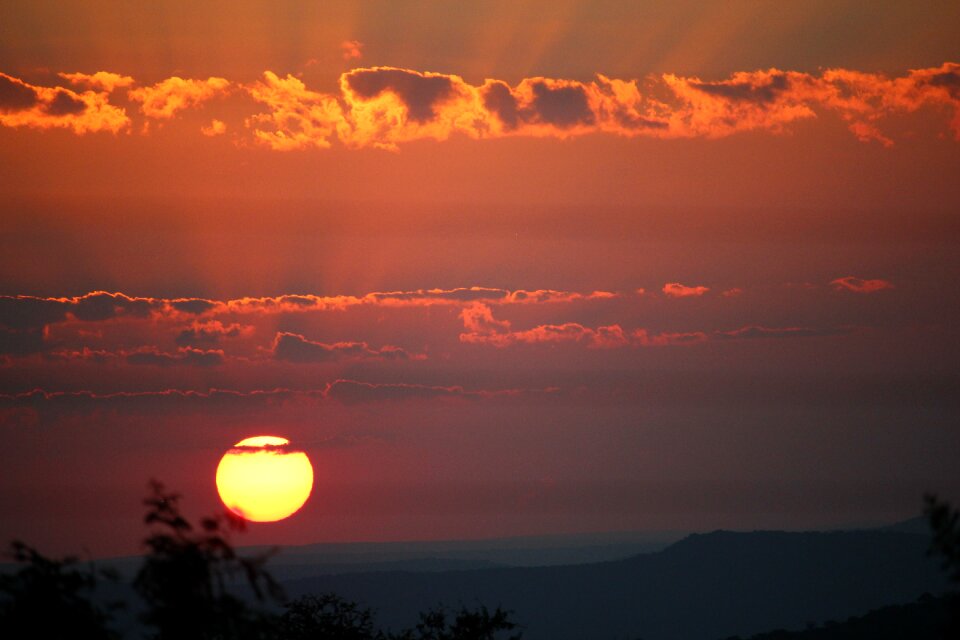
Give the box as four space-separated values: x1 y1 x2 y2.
134 480 283 640
0 540 119 640
277 593 385 639
925 493 960 638
398 604 522 640
925 493 960 582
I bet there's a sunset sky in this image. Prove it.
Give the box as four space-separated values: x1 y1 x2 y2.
2 1 959 558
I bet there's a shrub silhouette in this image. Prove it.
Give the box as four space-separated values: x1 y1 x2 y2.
924 493 960 637
925 493 960 583
400 604 522 640
0 540 119 640
0 480 524 640
277 593 384 639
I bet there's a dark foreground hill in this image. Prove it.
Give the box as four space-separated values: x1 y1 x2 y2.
730 593 955 640
279 529 947 640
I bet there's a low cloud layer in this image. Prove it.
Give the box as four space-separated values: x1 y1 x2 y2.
0 279 888 361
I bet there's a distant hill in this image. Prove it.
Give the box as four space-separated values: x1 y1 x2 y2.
62 529 683 582
879 515 933 535
279 529 948 640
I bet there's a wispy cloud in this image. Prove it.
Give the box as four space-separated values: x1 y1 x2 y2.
830 276 895 293
662 282 710 298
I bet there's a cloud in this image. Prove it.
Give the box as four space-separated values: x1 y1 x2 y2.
246 71 345 150
0 74 38 111
0 287 608 339
662 283 710 298
343 67 457 122
461 321 630 349
169 298 219 315
201 118 226 136
459 303 622 348
525 79 595 128
0 291 160 332
3 63 960 145
367 287 510 305
175 321 250 347
459 303 640 349
830 276 895 293
505 289 616 304
323 379 517 403
58 71 134 93
689 71 791 103
459 303 511 336
341 40 364 61
272 332 411 363
714 325 850 340
128 76 230 119
338 67 487 149
44 347 115 363
0 72 129 133
125 347 225 367
45 90 86 116
632 329 709 346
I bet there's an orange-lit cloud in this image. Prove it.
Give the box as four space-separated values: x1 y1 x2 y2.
0 288 612 338
341 40 364 61
201 118 226 136
338 67 489 149
458 303 705 349
714 325 850 340
830 276 895 293
246 71 345 150
58 71 134 93
128 76 230 119
459 303 630 349
272 332 413 363
662 282 710 297
3 63 959 146
461 320 630 349
0 72 129 133
175 321 252 347
248 62 960 150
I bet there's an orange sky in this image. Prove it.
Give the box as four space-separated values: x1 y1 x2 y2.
2 1 959 557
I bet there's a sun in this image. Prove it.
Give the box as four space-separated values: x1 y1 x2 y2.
215 435 314 522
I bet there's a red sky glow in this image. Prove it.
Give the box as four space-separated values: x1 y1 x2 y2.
1 0 959 558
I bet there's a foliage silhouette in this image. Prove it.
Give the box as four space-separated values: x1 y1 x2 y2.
925 493 960 583
134 480 284 640
0 540 120 640
399 604 523 640
924 493 960 638
277 593 384 639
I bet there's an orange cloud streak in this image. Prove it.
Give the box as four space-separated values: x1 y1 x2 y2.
830 276 895 293
128 76 230 119
662 283 710 298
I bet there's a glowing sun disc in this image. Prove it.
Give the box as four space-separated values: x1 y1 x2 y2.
215 435 313 522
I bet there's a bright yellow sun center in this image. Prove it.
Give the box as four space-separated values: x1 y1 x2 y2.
215 435 314 522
